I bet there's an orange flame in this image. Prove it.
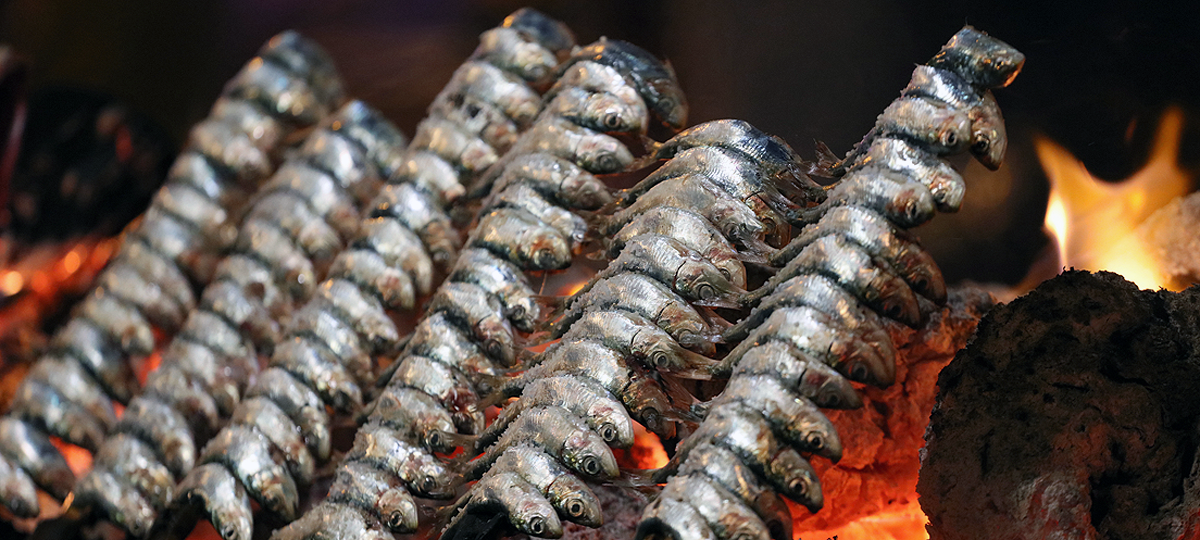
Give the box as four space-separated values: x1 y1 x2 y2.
1039 107 1191 290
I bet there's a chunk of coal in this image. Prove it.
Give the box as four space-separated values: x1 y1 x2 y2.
920 270 1200 540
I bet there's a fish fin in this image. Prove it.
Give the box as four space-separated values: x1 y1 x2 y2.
813 140 843 176
691 297 742 310
610 469 663 494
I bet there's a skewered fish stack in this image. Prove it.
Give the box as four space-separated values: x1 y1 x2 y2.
637 27 1025 540
0 32 344 521
273 36 692 540
73 98 408 537
150 9 579 540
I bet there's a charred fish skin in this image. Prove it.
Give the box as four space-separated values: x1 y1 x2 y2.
158 10 578 540
639 27 1022 540
0 32 345 521
73 100 402 536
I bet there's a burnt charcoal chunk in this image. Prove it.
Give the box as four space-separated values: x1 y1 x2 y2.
920 270 1200 540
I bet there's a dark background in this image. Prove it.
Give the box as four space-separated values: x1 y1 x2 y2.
3 0 1199 287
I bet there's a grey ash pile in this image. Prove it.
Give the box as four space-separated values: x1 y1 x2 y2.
920 270 1200 539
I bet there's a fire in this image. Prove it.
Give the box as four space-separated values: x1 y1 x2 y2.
1038 107 1191 290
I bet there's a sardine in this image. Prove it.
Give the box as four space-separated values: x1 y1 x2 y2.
344 425 456 499
270 336 363 413
403 312 503 385
558 37 687 129
298 128 382 204
749 234 921 328
841 136 966 213
392 150 465 206
488 183 588 251
717 306 893 387
386 354 483 434
222 57 328 127
488 152 612 211
116 398 195 476
637 496 718 540
411 116 499 174
472 26 558 85
659 474 772 540
77 290 156 357
902 66 1007 170
486 443 604 527
235 218 316 300
719 376 842 461
424 282 516 366
52 319 138 403
370 181 460 265
438 60 542 126
312 278 399 354
602 174 771 255
555 272 719 352
449 248 539 331
429 91 521 152
470 206 572 270
548 60 645 116
245 192 343 260
465 405 618 482
354 216 435 296
540 85 647 135
446 471 563 538
928 26 1026 90
674 442 801 534
773 205 947 303
328 247 417 312
558 310 715 374
582 234 744 305
359 388 457 454
200 425 299 520
230 397 313 484
245 368 331 460
610 206 746 288
158 463 254 540
652 119 824 205
480 374 633 450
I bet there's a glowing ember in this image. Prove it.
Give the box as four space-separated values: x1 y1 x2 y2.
794 499 928 540
613 422 669 470
1038 107 1191 290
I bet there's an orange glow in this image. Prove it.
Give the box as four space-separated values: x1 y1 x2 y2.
614 422 669 470
49 437 92 477
794 499 928 540
1039 107 1191 290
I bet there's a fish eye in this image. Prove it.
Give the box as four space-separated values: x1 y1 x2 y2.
221 524 238 540
820 390 841 408
603 111 622 130
943 130 958 146
485 338 505 359
581 456 602 476
566 498 586 517
719 268 732 280
528 516 546 535
427 431 444 450
806 432 825 451
600 423 619 442
789 478 807 495
651 350 670 368
885 303 902 320
422 475 438 493
971 139 990 154
595 153 619 172
850 363 870 383
387 511 406 530
697 283 716 300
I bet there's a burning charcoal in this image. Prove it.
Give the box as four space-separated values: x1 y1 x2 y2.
920 271 1200 540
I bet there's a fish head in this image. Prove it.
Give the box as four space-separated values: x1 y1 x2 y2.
584 393 636 448
575 130 634 174
505 294 541 332
504 8 575 57
377 487 419 532
476 318 516 366
574 90 648 135
882 180 937 230
795 409 844 463
675 259 745 306
925 159 967 212
410 455 457 499
546 475 604 527
512 495 564 538
506 32 558 84
561 428 620 479
624 375 679 439
772 449 823 513
518 226 572 270
557 164 612 210
932 26 1025 89
801 366 864 410
897 244 948 304
969 90 1008 170
835 330 896 388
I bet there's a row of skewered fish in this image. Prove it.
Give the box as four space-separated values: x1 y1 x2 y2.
637 28 1024 540
151 9 582 540
0 10 1024 540
0 31 345 520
